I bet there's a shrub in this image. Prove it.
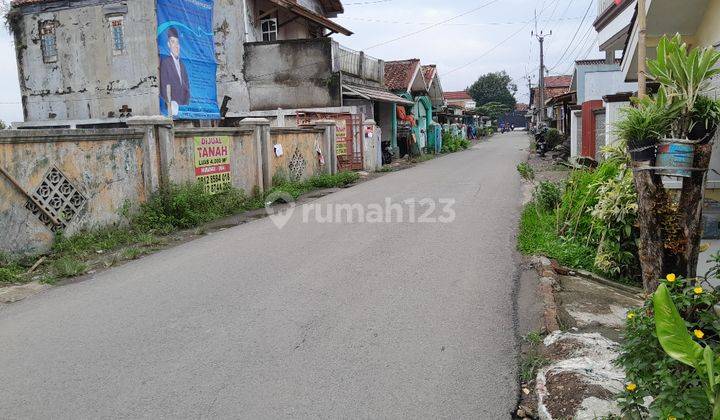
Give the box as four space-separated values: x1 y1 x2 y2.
52 257 88 278
517 162 535 181
544 128 564 150
533 181 562 212
518 204 596 270
133 182 246 231
618 273 720 419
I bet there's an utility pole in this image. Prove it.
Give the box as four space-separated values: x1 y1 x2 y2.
637 0 647 98
532 10 551 126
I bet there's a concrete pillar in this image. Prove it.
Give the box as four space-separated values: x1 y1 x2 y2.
604 99 630 147
239 117 271 192
362 118 379 171
313 120 338 175
126 116 174 193
570 110 582 158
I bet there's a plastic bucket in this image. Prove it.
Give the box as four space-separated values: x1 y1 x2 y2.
656 140 695 178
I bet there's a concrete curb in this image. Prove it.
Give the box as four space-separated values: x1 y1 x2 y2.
568 268 645 296
531 256 560 333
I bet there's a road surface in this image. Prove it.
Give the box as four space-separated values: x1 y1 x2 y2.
0 132 528 419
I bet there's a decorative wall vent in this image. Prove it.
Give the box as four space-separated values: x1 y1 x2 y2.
288 147 307 182
25 167 87 231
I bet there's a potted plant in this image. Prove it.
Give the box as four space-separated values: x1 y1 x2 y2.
615 92 675 163
646 34 720 177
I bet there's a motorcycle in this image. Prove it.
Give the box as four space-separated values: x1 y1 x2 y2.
535 126 549 157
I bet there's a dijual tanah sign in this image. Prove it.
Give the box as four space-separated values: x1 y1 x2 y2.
157 0 220 120
194 136 232 194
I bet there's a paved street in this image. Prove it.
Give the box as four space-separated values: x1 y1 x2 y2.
0 132 527 419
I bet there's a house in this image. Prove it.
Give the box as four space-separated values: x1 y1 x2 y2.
568 58 636 159
619 0 720 193
529 75 573 130
444 91 476 110
8 0 407 126
385 59 436 155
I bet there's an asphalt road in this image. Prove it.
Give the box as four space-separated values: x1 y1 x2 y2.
0 131 528 419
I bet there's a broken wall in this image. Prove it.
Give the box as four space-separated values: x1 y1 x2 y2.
12 0 161 122
243 38 341 111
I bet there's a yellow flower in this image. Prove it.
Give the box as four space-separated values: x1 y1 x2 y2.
626 383 637 392
627 313 636 320
700 243 710 253
695 329 705 339
668 416 677 420
694 287 704 295
666 273 676 282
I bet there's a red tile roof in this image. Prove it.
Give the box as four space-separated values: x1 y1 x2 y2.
384 59 420 91
516 103 529 112
543 75 573 89
444 91 472 101
421 65 436 87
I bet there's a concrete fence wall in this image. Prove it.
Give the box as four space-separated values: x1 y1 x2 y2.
0 118 336 254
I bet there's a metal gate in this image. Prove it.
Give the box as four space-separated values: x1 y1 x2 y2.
296 112 363 171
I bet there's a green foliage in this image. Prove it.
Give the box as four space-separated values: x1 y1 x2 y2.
0 267 20 284
618 275 720 419
524 331 543 346
467 71 518 109
517 162 535 181
544 128 564 150
519 158 640 283
0 252 26 284
590 167 639 277
52 257 88 278
520 354 550 382
518 204 596 270
647 33 720 138
692 95 720 133
615 96 676 147
475 102 511 121
533 181 561 212
441 132 471 153
133 183 247 232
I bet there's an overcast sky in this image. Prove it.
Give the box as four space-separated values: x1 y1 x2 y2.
0 0 600 124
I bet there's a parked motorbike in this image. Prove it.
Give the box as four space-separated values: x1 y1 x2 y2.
535 126 549 157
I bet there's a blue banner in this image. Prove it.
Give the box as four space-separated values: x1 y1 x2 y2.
157 0 219 120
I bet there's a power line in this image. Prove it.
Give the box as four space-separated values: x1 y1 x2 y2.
549 23 595 72
363 0 501 50
442 21 533 77
547 0 595 70
335 15 587 27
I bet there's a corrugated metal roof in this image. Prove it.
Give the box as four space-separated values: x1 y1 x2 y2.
343 84 414 105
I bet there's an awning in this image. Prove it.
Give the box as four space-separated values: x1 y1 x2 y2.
546 91 577 106
267 0 353 36
343 84 414 106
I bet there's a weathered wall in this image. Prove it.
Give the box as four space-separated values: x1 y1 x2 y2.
243 38 341 111
0 129 147 254
11 0 160 122
267 128 324 184
172 128 262 193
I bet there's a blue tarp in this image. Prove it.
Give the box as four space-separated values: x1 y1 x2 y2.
157 0 220 120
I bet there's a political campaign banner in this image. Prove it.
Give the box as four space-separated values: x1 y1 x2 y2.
157 0 220 120
194 136 232 194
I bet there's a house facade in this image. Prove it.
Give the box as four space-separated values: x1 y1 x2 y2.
443 91 476 110
7 0 379 127
619 0 720 191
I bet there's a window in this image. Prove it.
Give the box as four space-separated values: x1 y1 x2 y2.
109 16 125 55
261 17 277 42
40 21 57 63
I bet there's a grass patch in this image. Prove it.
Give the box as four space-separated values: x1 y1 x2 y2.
520 354 550 382
52 257 88 278
376 166 395 173
518 204 596 271
524 330 544 346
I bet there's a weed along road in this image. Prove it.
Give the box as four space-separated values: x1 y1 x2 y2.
0 133 528 418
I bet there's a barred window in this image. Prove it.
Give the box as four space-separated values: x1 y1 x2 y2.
40 21 57 63
109 16 125 55
261 18 277 42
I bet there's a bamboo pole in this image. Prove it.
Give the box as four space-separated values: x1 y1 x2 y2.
637 0 647 98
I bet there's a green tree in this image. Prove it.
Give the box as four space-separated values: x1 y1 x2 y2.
475 102 510 121
467 71 517 109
